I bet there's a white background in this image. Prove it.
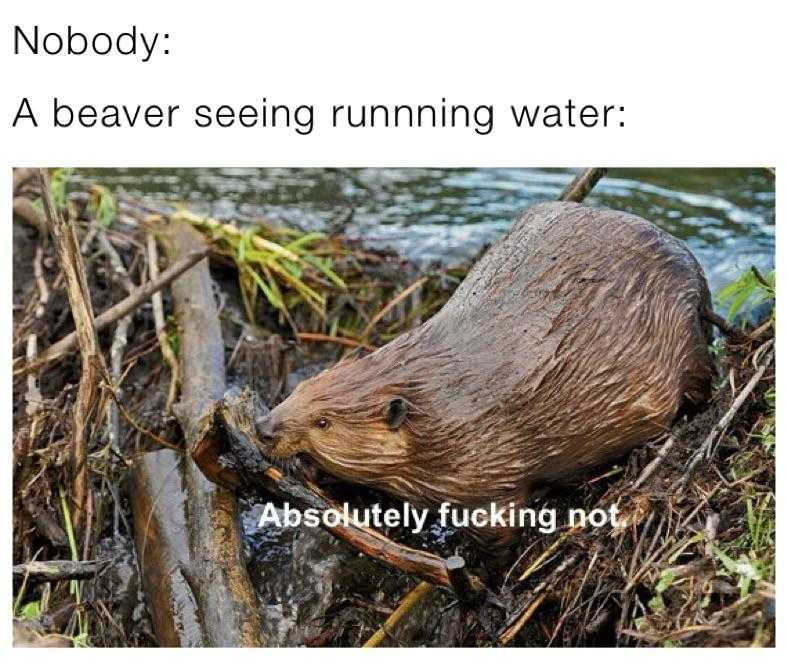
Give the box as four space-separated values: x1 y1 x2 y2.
2 0 784 658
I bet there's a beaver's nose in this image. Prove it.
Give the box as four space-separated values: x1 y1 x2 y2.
255 413 277 443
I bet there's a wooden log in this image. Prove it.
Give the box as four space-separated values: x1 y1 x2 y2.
131 449 215 647
131 219 264 647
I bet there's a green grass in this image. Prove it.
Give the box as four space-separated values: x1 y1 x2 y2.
716 266 775 325
59 487 89 646
49 167 74 209
174 210 347 328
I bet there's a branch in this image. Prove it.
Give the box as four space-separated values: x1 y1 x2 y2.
559 168 608 203
362 581 434 647
38 168 105 532
15 246 209 376
212 389 454 587
146 232 179 411
681 345 774 484
13 559 110 583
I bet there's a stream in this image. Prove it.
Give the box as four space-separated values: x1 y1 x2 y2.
73 168 775 295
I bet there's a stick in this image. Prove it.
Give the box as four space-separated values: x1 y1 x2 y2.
681 345 774 484
362 581 434 648
97 230 135 455
15 246 209 376
517 526 580 583
215 390 454 585
146 232 179 411
632 435 676 490
12 559 109 583
362 277 427 340
38 169 105 533
296 331 375 351
559 168 608 203
445 555 486 607
215 396 454 587
498 593 546 645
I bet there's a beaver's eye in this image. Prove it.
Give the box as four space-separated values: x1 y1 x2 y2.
315 417 329 429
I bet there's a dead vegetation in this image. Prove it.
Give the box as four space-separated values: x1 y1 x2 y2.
11 168 774 647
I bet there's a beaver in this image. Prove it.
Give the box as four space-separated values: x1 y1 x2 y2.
255 201 714 557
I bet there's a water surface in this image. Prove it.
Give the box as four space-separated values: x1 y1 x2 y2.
73 168 775 293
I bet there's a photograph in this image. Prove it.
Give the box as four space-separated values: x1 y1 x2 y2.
10 167 775 647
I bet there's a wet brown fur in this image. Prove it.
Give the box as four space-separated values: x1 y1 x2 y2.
258 202 714 556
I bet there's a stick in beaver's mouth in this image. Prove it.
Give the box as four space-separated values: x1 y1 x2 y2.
208 388 499 608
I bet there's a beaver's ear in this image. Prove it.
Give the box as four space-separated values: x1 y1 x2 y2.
386 397 408 430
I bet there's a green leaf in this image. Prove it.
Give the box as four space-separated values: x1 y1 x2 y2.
647 594 665 613
245 266 284 310
302 253 347 290
18 601 40 620
285 232 326 251
716 267 775 322
713 546 738 575
655 568 676 594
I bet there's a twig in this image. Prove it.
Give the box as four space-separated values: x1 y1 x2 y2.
33 244 50 318
681 344 774 484
559 168 608 203
97 230 136 293
362 276 427 340
702 307 750 342
146 232 179 411
12 559 110 583
15 246 209 376
296 332 375 351
38 168 106 533
498 593 547 645
109 390 180 450
517 526 580 583
633 435 676 489
97 230 135 457
362 581 434 648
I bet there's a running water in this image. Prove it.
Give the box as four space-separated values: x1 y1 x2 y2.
73 167 774 295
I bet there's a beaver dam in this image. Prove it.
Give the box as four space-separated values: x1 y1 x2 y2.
12 168 775 647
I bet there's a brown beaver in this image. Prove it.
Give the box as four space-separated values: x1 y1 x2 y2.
255 202 714 556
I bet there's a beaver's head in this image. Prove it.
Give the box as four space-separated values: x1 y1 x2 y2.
254 356 416 484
